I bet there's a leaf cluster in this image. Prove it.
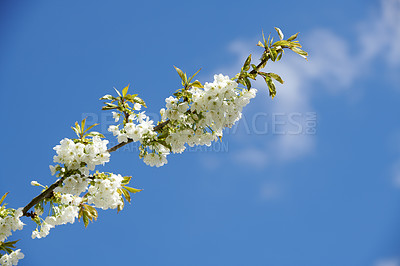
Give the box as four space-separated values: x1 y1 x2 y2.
100 85 147 125
0 240 19 255
234 27 308 99
172 66 203 102
117 175 142 213
71 117 104 143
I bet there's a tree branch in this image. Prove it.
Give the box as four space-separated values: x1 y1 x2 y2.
22 119 171 217
22 176 66 216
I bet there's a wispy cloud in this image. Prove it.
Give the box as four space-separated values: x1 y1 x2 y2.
375 257 400 266
358 0 400 66
213 0 400 169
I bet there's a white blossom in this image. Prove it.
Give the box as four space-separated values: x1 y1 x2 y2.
0 208 24 243
52 137 110 175
0 249 24 266
86 174 124 210
31 205 79 239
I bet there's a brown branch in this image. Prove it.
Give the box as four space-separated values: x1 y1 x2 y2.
22 176 66 216
22 119 171 217
106 138 133 153
153 120 170 132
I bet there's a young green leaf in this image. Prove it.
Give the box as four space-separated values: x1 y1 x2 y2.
85 132 105 138
0 192 8 206
82 212 89 228
123 186 142 193
122 176 132 185
266 78 277 99
113 87 121 97
244 77 251 90
83 123 99 134
290 47 308 59
122 84 129 97
267 46 276 61
174 66 187 85
257 41 264 48
272 40 290 47
190 80 203 88
268 73 284 84
81 118 86 133
188 68 202 83
121 188 131 203
287 32 299 41
274 27 284 40
100 94 113 100
242 54 252 71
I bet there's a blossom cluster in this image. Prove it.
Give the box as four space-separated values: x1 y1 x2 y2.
0 208 24 243
32 204 80 239
0 250 24 266
108 110 156 144
87 173 124 210
52 136 110 176
54 174 90 196
31 171 128 240
161 74 257 152
109 74 257 168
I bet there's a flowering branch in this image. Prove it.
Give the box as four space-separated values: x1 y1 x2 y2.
0 28 307 265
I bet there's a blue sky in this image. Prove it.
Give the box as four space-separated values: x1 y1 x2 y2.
1 0 400 265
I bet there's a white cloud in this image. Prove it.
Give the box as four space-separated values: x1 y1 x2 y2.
215 0 400 169
358 0 400 66
375 258 400 266
232 147 269 168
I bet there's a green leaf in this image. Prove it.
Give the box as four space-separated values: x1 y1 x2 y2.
244 77 251 90
85 205 98 219
100 94 113 100
188 68 202 83
288 41 302 48
71 126 80 138
262 30 267 47
267 46 276 61
273 40 290 47
105 103 118 108
122 176 132 185
174 66 187 85
130 96 146 108
287 32 299 41
123 186 142 193
274 27 284 40
2 240 19 249
74 122 81 135
102 106 117 110
242 54 252 71
114 87 121 97
248 72 257 80
81 118 87 134
257 41 264 48
190 80 203 88
83 123 99 134
85 131 105 138
268 73 284 84
121 188 131 203
276 52 283 61
122 84 129 97
82 212 89 228
0 192 8 206
265 78 276 99
290 47 308 59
